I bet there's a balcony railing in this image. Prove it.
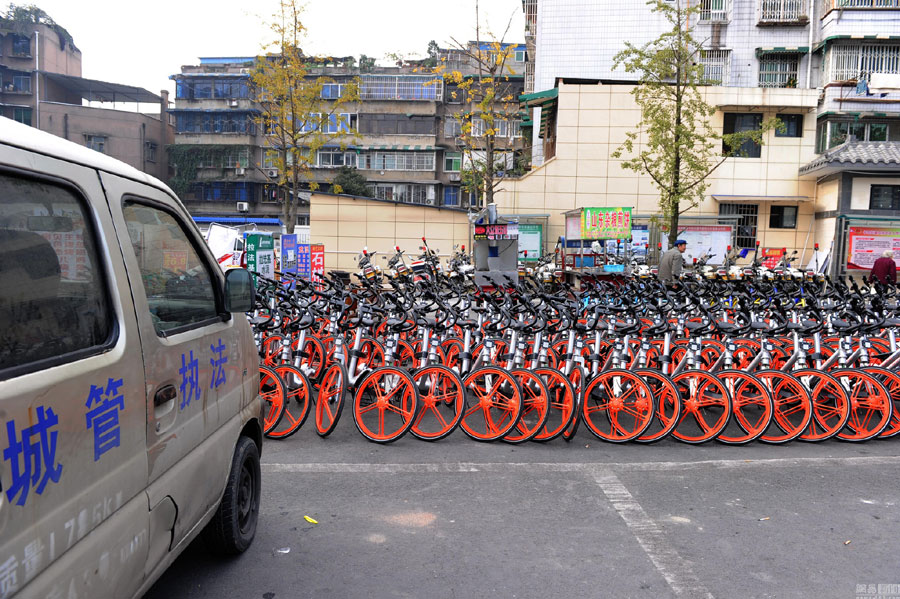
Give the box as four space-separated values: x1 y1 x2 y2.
759 0 808 22
700 0 730 22
824 0 900 10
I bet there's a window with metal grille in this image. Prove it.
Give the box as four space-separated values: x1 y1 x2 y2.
826 44 900 83
699 50 731 85
759 0 805 21
700 0 730 21
719 203 759 248
360 75 443 101
360 152 435 171
759 54 799 87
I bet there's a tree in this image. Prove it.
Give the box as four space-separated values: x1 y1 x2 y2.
612 0 779 247
331 166 368 196
251 0 359 234
433 5 524 211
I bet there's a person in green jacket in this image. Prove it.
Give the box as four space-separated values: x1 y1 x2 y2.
658 239 687 282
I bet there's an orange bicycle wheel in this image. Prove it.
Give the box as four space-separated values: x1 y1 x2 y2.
562 366 585 441
796 369 850 442
266 365 311 439
867 366 900 438
716 370 773 445
352 366 419 443
833 369 893 441
315 363 347 437
410 365 465 441
259 365 286 434
671 371 731 444
503 369 550 444
533 368 577 442
582 369 655 443
634 369 681 444
293 336 325 382
757 370 812 444
460 367 523 441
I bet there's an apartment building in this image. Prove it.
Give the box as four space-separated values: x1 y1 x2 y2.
170 44 526 232
510 0 900 277
0 17 172 180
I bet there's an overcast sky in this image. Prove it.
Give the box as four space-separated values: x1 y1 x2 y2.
29 0 524 105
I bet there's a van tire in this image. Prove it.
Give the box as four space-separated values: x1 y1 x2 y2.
203 436 261 555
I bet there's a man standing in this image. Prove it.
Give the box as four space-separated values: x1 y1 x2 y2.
658 239 687 282
871 249 897 284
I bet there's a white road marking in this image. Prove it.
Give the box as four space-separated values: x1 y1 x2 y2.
261 454 900 474
593 469 715 599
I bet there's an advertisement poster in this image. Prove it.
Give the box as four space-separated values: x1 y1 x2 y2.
661 225 732 265
246 233 275 280
847 227 900 270
566 214 582 241
761 248 785 269
281 235 298 273
580 207 632 240
474 223 519 240
297 244 312 279
631 224 650 258
40 231 89 281
310 243 325 285
518 224 543 261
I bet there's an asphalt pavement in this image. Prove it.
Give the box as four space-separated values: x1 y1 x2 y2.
145 420 900 599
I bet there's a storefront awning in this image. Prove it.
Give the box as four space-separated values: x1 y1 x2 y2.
712 195 812 203
755 46 809 57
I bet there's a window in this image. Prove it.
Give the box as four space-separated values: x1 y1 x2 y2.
444 152 461 172
370 183 431 204
175 112 256 135
769 205 798 229
145 142 158 163
11 35 30 56
358 114 433 135
360 75 443 100
826 44 900 84
317 150 356 168
193 82 213 99
719 203 759 249
699 49 730 85
223 148 250 168
0 174 113 375
817 120 892 150
514 49 526 62
775 114 803 137
443 186 460 206
322 113 357 134
13 108 31 126
870 185 900 211
759 0 805 21
85 135 107 154
360 151 435 171
122 201 219 335
321 83 344 99
296 215 310 226
444 118 462 138
11 74 31 93
189 182 253 203
700 0 729 21
723 113 763 158
759 54 799 88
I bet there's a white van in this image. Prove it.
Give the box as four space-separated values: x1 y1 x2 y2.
0 117 263 598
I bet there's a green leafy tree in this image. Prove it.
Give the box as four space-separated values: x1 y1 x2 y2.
435 27 523 210
252 0 359 234
612 0 779 247
331 166 368 196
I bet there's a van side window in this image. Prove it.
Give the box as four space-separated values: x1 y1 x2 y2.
122 201 219 335
0 173 112 374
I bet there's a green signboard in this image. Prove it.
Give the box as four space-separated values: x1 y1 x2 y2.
580 207 632 240
246 233 275 281
518 224 543 261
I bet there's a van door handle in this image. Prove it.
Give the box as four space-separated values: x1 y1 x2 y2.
154 385 177 407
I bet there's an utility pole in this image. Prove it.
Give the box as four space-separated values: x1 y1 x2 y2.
34 30 39 129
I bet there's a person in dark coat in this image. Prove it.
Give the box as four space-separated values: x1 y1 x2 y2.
871 250 897 285
658 239 687 282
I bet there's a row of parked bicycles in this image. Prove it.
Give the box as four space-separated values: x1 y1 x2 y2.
249 239 900 446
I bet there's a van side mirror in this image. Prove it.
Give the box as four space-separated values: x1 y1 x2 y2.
224 268 255 313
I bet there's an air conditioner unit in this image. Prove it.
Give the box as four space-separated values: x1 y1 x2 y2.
235 167 246 176
229 100 239 107
236 202 249 213
266 168 279 178
240 68 250 75
448 173 461 182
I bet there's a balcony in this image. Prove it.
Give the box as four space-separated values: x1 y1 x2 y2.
823 0 900 11
759 0 809 24
699 0 731 22
1 82 32 95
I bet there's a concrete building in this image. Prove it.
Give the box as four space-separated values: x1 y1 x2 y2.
0 17 172 181
508 0 900 277
171 45 526 240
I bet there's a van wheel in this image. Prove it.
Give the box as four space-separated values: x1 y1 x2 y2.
203 436 260 555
